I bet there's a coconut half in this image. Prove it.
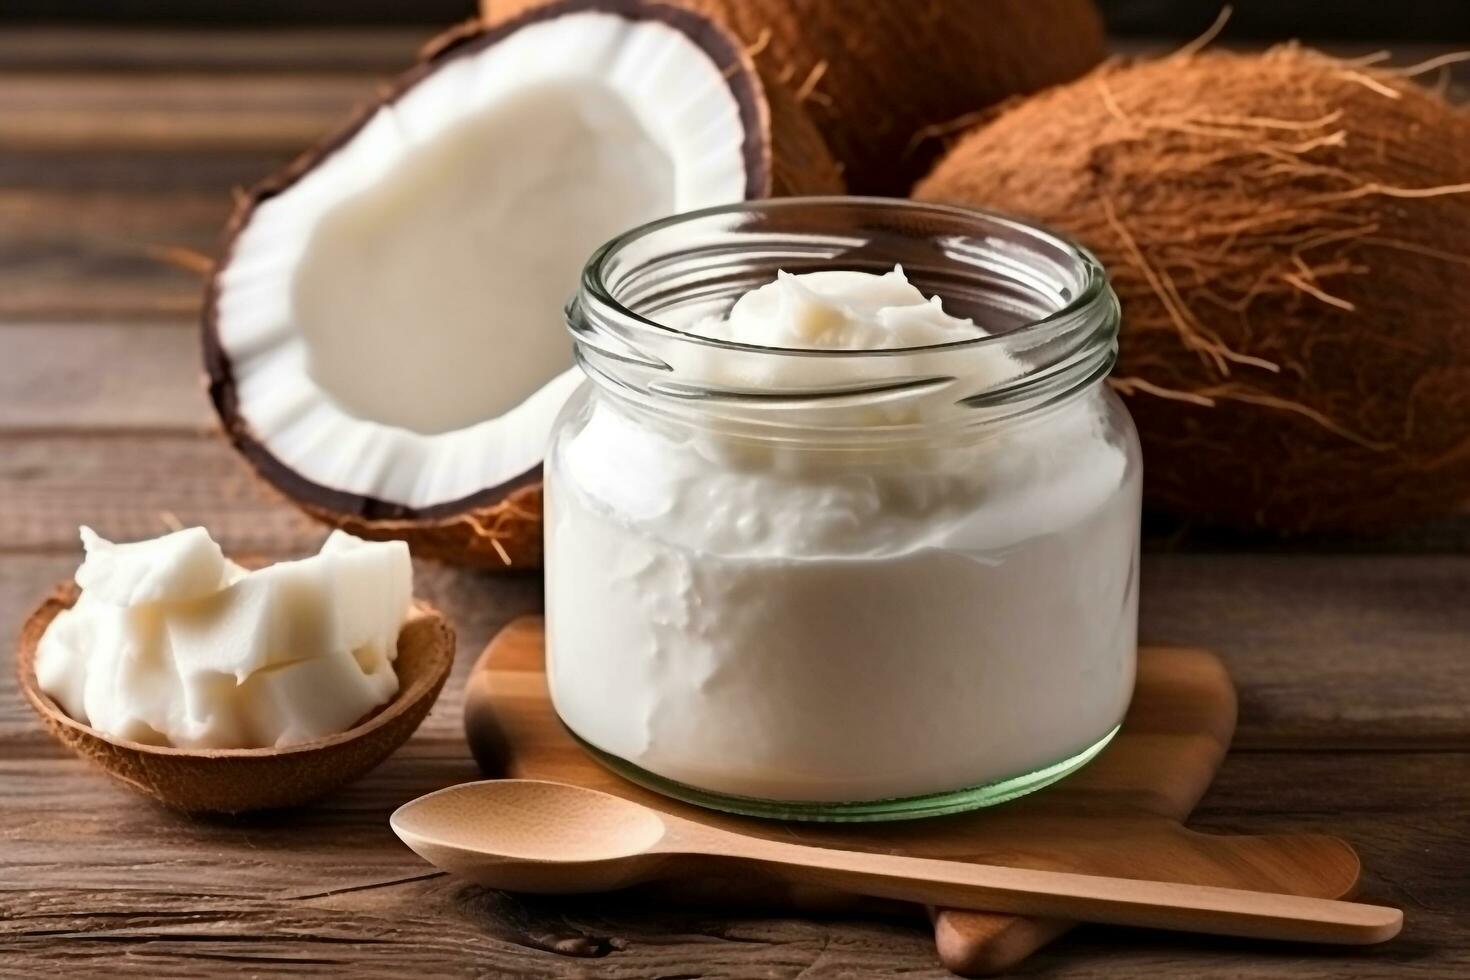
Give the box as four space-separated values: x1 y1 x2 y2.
204 0 842 568
487 0 1107 195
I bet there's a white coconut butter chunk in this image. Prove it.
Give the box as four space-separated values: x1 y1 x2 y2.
75 525 229 606
35 527 412 749
698 265 986 350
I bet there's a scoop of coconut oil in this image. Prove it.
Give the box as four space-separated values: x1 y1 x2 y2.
546 266 1142 805
700 265 985 349
35 526 411 749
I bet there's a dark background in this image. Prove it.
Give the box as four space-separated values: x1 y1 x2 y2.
1 1 1468 39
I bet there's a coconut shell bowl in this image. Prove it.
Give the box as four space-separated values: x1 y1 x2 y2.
16 584 455 815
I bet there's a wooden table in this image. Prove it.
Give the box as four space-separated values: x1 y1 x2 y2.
2 26 1467 978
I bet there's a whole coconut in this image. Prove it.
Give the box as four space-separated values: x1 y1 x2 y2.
484 0 1107 195
916 47 1470 533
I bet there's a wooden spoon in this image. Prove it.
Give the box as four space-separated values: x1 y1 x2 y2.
392 779 1402 945
17 583 456 815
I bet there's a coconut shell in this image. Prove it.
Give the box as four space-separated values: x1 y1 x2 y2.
17 586 455 814
299 478 547 569
916 47 1470 533
484 0 1106 195
204 1 843 572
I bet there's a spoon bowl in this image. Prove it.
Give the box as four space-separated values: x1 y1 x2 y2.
393 779 1402 945
17 582 456 814
393 779 673 892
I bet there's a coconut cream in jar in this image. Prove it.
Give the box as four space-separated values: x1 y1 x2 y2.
546 198 1141 821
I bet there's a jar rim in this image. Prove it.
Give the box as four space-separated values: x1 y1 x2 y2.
577 196 1114 359
567 196 1120 437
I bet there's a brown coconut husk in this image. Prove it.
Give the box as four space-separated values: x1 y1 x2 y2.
916 46 1470 533
484 0 1107 195
287 466 547 569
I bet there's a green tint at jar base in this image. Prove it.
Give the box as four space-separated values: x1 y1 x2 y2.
573 727 1122 823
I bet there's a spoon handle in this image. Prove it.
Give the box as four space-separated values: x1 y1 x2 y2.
700 837 1400 944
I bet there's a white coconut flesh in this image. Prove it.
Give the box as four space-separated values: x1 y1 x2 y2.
213 10 753 512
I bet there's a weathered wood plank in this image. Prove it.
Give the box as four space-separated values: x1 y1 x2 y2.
0 65 376 319
0 72 379 153
0 322 211 432
0 151 290 194
1141 552 1470 750
2 3 471 29
1144 512 1470 555
0 27 426 74
0 279 202 322
1 749 1464 978
0 449 1461 971
0 185 232 237
0 187 226 320
0 433 320 555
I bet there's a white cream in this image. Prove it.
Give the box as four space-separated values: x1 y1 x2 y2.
546 267 1141 804
35 527 412 750
697 266 986 350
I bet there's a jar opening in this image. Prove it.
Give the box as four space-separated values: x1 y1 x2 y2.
568 197 1120 431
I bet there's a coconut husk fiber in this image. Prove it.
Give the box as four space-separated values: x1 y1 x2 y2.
917 45 1470 533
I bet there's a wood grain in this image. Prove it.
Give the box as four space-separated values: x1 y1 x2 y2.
1 26 1468 978
0 433 321 555
1142 552 1470 749
0 185 217 321
3 641 1466 978
0 72 381 153
462 618 1387 971
0 27 424 73
0 323 211 432
0 50 386 321
3 743 1465 978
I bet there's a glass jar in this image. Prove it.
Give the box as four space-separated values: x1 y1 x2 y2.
546 197 1141 822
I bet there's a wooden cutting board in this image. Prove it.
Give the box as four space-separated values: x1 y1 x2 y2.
463 617 1362 975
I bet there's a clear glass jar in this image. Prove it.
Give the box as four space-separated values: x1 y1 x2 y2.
546 198 1141 822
